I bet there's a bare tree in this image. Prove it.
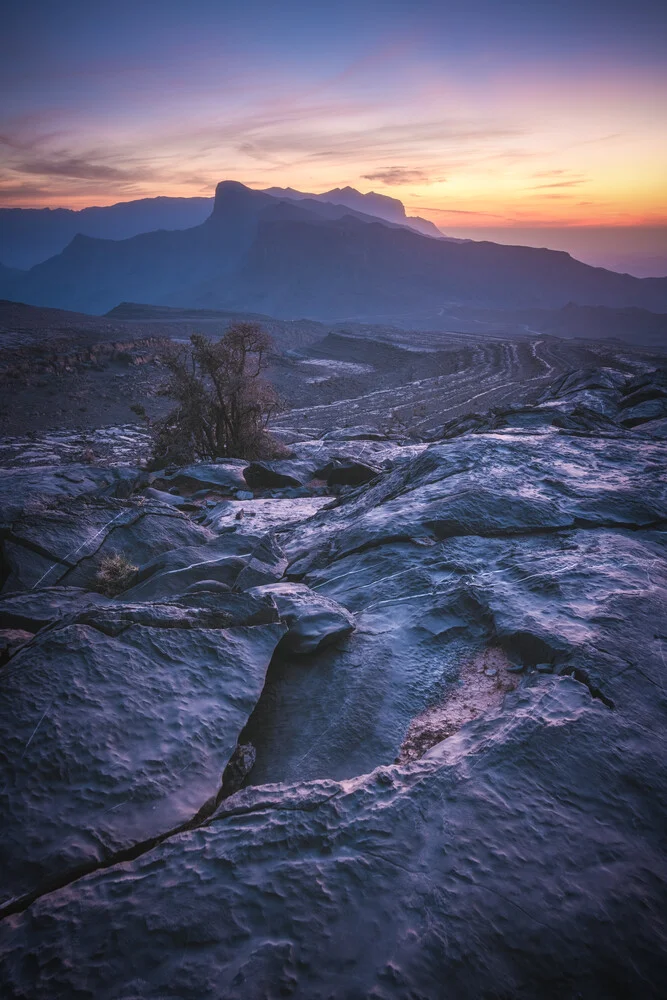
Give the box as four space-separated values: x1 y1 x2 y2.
148 323 281 466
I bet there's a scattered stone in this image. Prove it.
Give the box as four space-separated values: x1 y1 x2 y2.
243 461 305 489
315 458 381 487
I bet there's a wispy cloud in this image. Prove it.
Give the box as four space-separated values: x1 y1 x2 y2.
416 206 508 219
362 167 431 185
531 178 587 189
18 156 143 181
532 169 569 178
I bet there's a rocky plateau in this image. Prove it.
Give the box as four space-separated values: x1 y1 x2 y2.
0 355 666 998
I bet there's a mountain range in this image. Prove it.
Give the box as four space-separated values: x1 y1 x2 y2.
0 197 214 271
1 180 667 325
262 185 442 238
0 186 442 271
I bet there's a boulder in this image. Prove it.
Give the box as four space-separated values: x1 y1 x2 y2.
248 582 355 654
234 532 288 590
155 463 249 494
314 458 381 487
68 592 280 634
0 465 142 523
621 368 667 399
0 628 32 665
102 530 256 602
638 417 667 439
620 398 667 427
143 486 191 507
183 579 232 595
120 530 285 602
243 461 307 489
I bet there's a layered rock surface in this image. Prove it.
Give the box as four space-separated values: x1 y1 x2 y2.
0 366 666 997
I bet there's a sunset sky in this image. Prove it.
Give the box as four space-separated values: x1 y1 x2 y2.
1 0 666 262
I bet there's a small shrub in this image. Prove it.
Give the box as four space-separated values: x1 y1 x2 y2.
95 553 138 596
147 323 282 468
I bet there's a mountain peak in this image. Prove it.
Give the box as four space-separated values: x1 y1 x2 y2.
321 187 407 222
213 180 253 206
214 180 251 196
211 181 274 222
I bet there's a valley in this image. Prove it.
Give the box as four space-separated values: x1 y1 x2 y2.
2 299 664 453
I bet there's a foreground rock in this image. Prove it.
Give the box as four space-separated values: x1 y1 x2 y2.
1 494 211 593
1 603 666 998
248 581 355 654
0 464 143 523
0 600 285 906
0 364 666 997
0 587 115 631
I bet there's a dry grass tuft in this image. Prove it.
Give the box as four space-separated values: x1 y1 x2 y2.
95 553 138 596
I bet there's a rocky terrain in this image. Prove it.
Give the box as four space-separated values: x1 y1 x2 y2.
0 300 328 438
0 352 666 997
2 298 666 450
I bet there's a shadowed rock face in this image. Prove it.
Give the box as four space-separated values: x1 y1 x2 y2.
0 366 666 998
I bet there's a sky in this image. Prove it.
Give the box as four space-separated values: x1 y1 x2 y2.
1 0 666 267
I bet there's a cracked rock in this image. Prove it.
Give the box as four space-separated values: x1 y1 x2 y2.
0 616 286 905
0 364 666 998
